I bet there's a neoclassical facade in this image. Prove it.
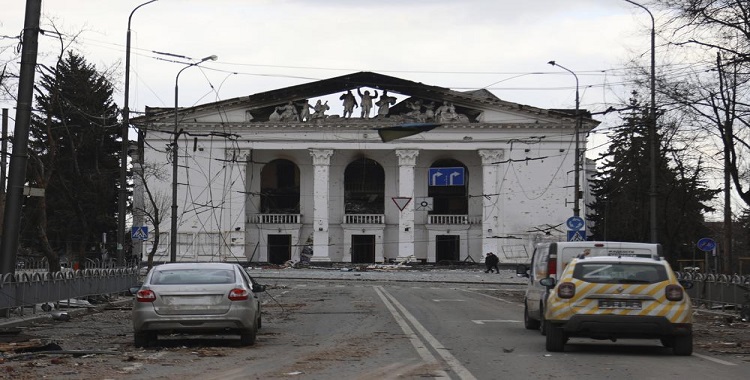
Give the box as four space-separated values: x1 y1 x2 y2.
131 72 598 265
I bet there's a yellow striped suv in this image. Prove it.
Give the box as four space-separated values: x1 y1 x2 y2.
541 255 693 355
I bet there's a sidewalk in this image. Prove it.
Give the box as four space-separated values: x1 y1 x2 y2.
247 265 528 286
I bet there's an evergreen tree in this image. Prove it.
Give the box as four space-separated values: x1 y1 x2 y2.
588 92 717 265
21 51 120 270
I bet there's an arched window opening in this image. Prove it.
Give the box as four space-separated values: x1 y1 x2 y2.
344 158 385 214
260 159 300 213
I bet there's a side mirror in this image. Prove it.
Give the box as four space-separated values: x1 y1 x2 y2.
516 264 530 278
679 280 694 290
252 283 267 293
539 277 556 288
129 286 141 295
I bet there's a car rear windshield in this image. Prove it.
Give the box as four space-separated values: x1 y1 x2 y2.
150 269 236 285
572 262 668 284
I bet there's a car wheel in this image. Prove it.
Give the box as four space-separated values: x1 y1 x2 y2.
240 325 257 346
672 333 693 356
545 321 566 352
539 303 547 336
134 331 156 348
524 301 540 330
660 337 673 348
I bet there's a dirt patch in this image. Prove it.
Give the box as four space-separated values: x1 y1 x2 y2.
692 312 750 356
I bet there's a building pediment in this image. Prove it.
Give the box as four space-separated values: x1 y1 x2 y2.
134 71 599 130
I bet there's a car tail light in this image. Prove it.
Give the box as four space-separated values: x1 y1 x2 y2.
547 257 557 276
557 282 575 299
136 289 156 303
228 288 249 301
665 285 683 301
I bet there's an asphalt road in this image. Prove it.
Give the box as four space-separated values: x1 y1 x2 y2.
0 268 748 379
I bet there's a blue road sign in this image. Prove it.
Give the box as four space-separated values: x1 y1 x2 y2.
428 167 465 186
696 237 716 252
566 216 585 231
567 230 586 241
131 226 149 241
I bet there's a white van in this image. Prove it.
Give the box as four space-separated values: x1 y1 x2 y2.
515 241 661 334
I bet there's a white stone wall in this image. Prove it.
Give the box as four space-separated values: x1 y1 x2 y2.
138 119 583 265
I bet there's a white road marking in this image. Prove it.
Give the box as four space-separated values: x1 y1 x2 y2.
375 286 477 380
693 353 737 366
432 299 466 302
460 288 518 305
372 287 450 379
472 319 522 324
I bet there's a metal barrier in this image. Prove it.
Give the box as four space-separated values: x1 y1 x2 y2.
676 272 750 313
0 265 140 316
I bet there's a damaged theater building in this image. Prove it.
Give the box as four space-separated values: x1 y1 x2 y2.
131 72 598 265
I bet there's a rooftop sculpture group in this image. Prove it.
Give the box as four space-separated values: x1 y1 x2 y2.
264 87 468 123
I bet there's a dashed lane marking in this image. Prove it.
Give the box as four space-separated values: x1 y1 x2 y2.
472 319 522 324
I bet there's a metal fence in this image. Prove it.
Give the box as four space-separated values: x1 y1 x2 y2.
676 271 750 313
1 259 140 316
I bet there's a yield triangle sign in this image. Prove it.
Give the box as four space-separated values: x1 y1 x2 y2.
392 197 412 211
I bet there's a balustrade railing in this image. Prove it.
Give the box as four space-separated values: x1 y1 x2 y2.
344 214 384 224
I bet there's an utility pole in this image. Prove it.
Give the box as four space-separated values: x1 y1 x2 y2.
547 60 581 217
624 0 658 243
0 108 8 236
121 0 158 266
0 0 41 275
170 55 217 262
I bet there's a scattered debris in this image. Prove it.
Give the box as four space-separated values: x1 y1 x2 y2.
50 312 70 321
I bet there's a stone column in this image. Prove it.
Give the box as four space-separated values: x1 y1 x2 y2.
223 148 251 261
479 149 503 261
309 149 334 262
395 149 419 259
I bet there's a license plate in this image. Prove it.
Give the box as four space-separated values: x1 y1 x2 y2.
164 295 217 306
598 300 642 309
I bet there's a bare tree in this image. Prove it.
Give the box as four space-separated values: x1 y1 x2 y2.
650 0 750 272
132 160 169 270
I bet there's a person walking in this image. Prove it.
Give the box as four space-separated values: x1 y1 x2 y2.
485 252 500 273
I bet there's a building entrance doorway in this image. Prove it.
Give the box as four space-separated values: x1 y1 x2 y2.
268 234 291 264
436 235 460 263
351 235 375 263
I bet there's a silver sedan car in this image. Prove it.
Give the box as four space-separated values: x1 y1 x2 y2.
132 262 265 347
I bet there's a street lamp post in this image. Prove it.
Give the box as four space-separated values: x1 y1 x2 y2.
624 0 657 243
170 55 217 262
121 0 157 265
547 60 581 217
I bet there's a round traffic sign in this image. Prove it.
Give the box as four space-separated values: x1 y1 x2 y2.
566 216 585 231
696 237 716 252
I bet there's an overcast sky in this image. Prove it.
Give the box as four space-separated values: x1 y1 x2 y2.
2 0 659 151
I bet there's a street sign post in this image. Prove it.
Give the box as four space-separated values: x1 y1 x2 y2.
566 216 585 241
566 216 585 231
131 226 149 241
428 167 464 186
567 230 586 241
696 237 716 252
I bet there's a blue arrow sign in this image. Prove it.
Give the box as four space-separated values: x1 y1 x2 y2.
696 237 716 252
428 167 464 186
